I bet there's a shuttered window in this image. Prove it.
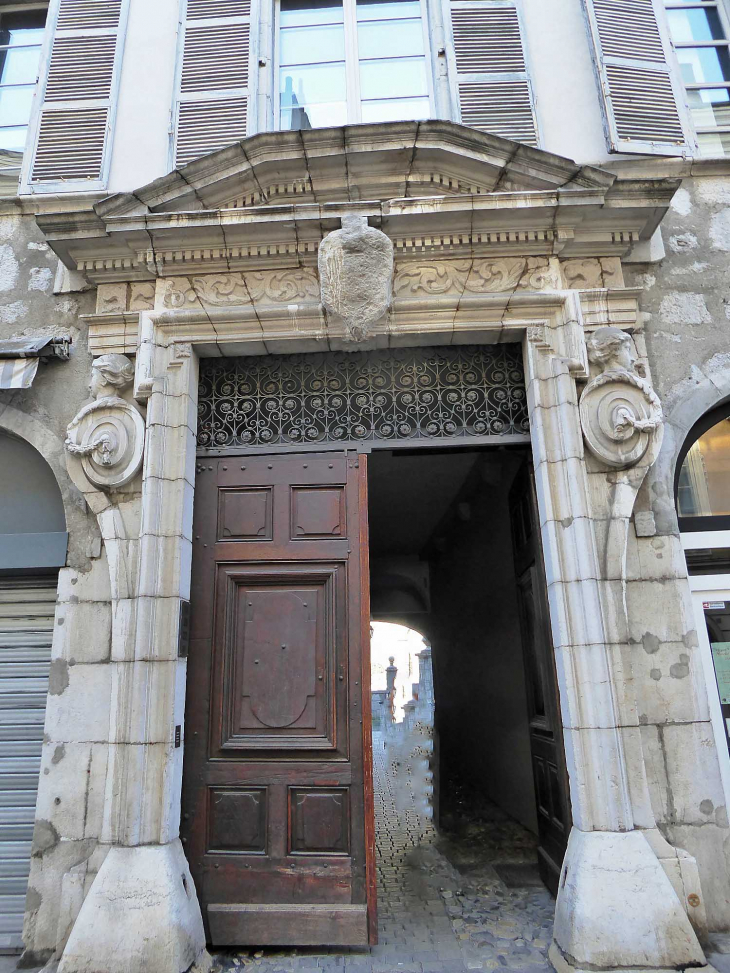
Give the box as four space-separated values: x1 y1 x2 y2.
582 0 694 155
447 0 537 145
173 0 253 168
0 580 56 950
22 0 129 190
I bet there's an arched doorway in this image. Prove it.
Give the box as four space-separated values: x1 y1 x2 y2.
0 430 66 951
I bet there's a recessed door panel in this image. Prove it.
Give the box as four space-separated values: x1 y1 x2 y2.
291 788 350 855
218 488 273 541
208 788 267 853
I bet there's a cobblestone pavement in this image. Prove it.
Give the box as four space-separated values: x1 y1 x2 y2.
212 732 555 973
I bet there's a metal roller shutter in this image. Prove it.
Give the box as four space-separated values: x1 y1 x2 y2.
0 580 56 951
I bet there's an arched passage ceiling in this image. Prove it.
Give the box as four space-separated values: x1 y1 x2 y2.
36 120 680 284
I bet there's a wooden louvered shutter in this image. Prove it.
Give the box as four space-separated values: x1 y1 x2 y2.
22 0 129 190
447 0 537 145
173 0 255 168
582 0 693 155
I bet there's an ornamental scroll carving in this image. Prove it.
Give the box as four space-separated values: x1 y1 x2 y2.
162 269 320 309
318 214 394 341
65 354 145 490
393 257 561 297
579 328 663 470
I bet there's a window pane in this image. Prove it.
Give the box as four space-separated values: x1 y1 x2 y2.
281 62 347 106
357 0 421 21
0 45 41 86
280 0 343 28
0 126 26 152
279 100 347 129
677 417 730 516
0 10 46 42
0 85 35 127
677 44 730 83
698 129 730 154
359 57 427 100
280 24 345 64
358 19 423 58
667 7 725 41
688 86 730 126
361 96 430 122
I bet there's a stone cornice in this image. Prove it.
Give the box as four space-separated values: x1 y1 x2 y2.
38 184 680 284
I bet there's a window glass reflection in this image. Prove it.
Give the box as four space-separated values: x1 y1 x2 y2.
677 44 730 84
688 85 730 130
279 0 346 131
677 416 730 517
666 7 725 42
0 10 45 193
356 0 428 124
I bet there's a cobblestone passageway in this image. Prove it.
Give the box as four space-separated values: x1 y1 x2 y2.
212 729 555 973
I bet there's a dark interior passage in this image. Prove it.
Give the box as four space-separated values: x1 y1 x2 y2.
367 446 542 855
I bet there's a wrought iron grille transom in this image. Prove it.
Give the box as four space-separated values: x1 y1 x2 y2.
197 345 528 449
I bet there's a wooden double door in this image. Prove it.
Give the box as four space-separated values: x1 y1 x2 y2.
182 450 375 946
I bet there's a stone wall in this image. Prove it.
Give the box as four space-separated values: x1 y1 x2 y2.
0 205 108 964
619 172 730 932
625 174 730 415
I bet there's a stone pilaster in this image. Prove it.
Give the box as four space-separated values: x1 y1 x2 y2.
59 338 208 973
523 315 710 973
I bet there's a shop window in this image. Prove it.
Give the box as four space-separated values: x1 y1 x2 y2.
677 410 730 525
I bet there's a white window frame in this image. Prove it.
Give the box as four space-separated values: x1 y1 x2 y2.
682 529 730 817
273 0 436 131
664 0 730 155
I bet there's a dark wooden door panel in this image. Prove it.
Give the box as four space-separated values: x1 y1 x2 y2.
509 462 571 897
183 451 375 946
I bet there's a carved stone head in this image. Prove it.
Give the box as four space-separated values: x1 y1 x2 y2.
586 327 636 375
318 214 394 341
90 353 135 399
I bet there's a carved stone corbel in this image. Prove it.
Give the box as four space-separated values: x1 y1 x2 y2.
579 327 663 469
64 354 145 490
318 214 394 341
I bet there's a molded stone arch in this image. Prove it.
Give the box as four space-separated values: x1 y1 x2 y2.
644 362 730 534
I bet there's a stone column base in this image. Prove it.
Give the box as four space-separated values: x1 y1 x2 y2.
57 840 209 973
550 828 709 973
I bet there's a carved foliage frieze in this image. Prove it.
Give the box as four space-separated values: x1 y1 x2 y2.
393 257 562 297
162 269 320 310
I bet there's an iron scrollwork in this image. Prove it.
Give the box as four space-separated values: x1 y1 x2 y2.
197 345 528 449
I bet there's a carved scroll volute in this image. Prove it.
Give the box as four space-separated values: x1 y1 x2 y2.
579 328 664 470
65 354 145 491
318 214 394 341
